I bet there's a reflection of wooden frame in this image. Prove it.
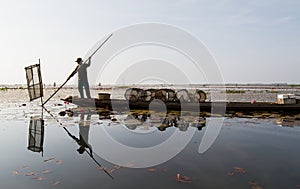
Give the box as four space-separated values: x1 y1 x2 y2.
25 63 43 101
28 117 44 155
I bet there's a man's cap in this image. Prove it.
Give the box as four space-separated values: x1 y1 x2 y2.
75 57 82 63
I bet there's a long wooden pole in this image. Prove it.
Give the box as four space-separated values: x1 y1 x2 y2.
62 127 114 179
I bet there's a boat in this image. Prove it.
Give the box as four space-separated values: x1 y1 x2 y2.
61 96 300 114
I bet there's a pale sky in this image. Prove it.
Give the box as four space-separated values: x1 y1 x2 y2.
0 0 299 85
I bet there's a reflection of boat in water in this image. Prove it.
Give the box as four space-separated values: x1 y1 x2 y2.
275 118 300 127
61 107 206 132
61 96 300 114
122 112 206 132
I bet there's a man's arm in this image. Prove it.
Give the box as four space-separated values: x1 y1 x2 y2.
68 64 80 80
86 57 91 67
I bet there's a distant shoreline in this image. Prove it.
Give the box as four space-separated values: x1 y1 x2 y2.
1 83 300 90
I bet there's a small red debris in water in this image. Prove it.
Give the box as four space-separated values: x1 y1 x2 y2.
32 176 46 181
52 181 61 186
55 160 64 165
176 173 191 183
12 170 20 175
98 167 105 170
42 170 52 174
43 158 55 162
24 171 35 176
177 173 181 182
182 176 190 181
147 168 156 172
234 166 246 174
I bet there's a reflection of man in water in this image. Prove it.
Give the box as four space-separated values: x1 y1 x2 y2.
75 57 91 98
66 114 92 155
77 114 92 154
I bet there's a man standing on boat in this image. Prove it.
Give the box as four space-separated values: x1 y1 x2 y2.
75 57 92 98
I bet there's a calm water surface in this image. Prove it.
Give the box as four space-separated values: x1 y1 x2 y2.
0 114 300 189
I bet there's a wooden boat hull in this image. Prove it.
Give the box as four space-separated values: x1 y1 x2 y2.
62 96 300 114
